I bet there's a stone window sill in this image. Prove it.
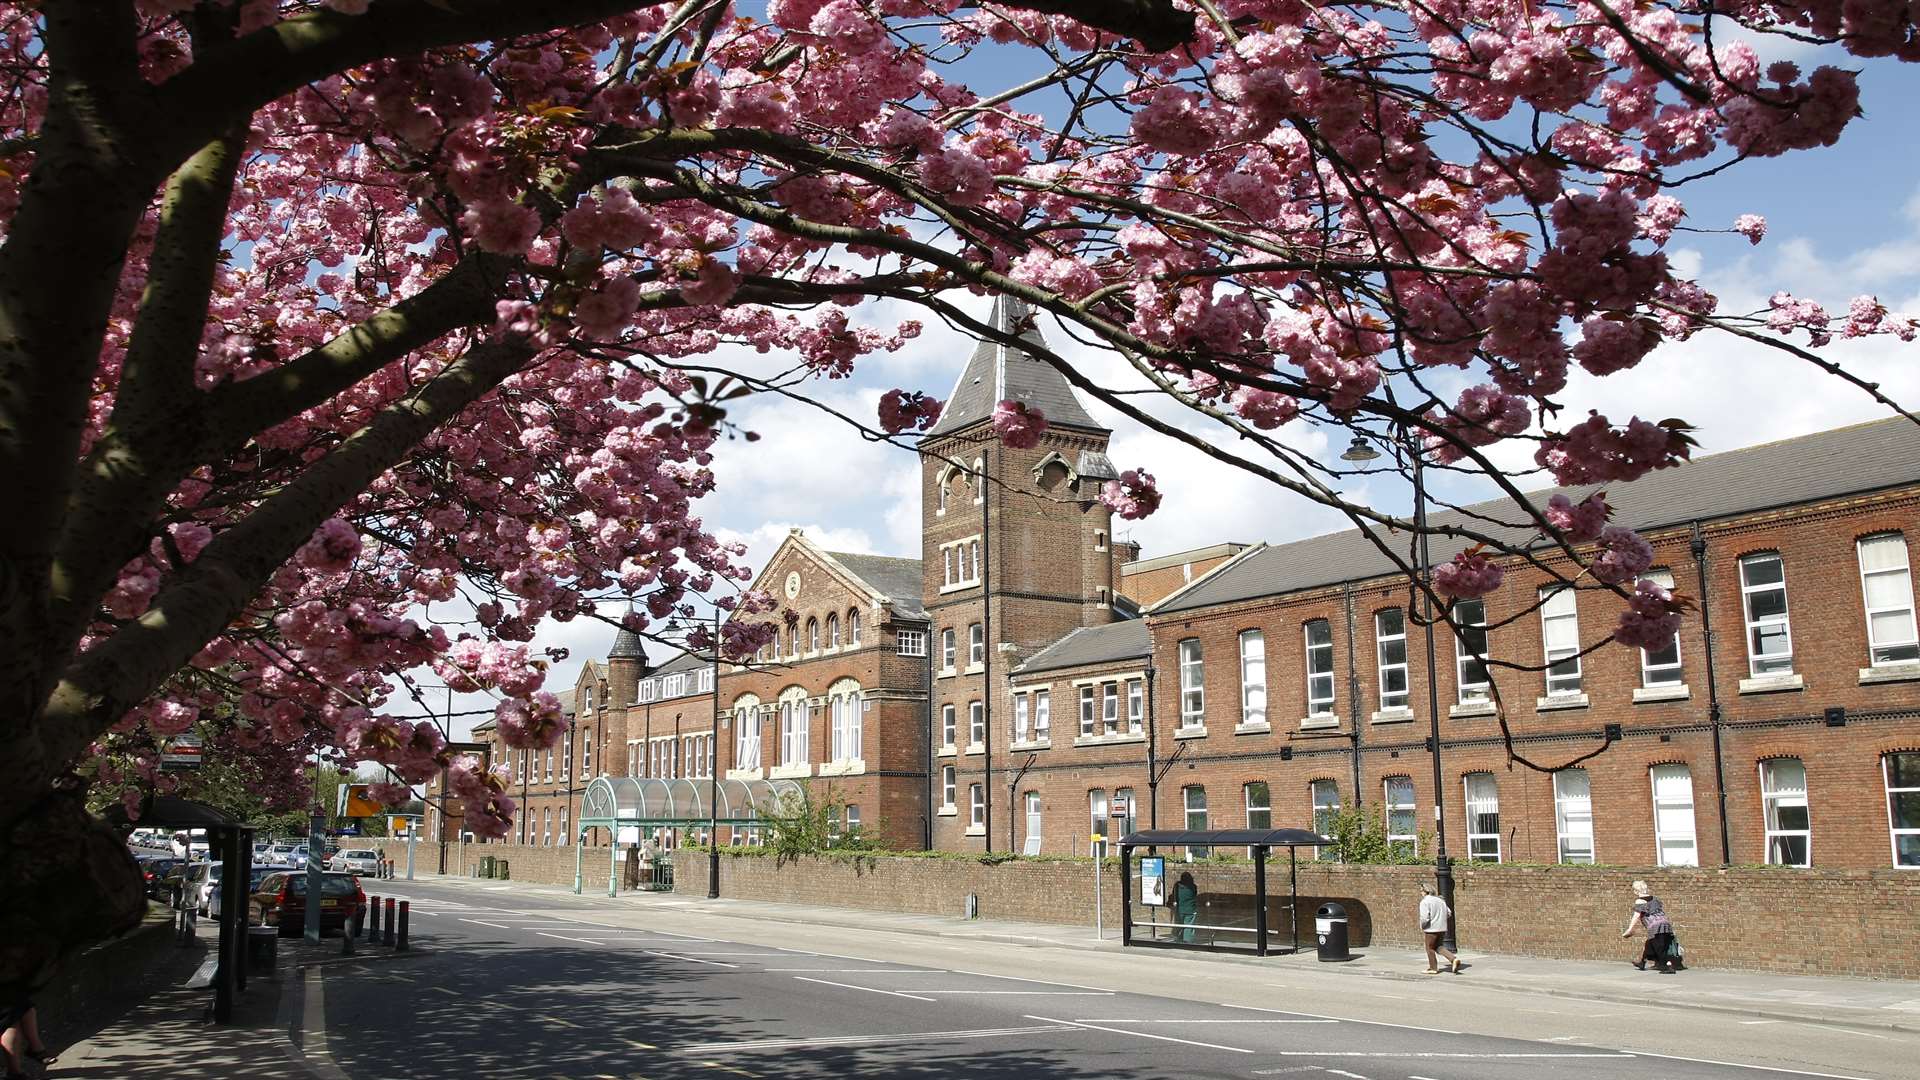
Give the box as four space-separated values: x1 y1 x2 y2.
1449 701 1496 719
1233 721 1272 735
936 806 957 818
1073 733 1147 748
965 742 986 756
1536 693 1590 712
964 825 986 837
767 763 813 780
818 759 866 777
937 668 957 679
1299 715 1340 730
964 664 985 676
1633 684 1691 703
937 581 980 595
724 768 764 781
1739 673 1805 695
1370 707 1414 725
1173 726 1209 740
1009 739 1052 752
936 746 957 758
1860 663 1920 686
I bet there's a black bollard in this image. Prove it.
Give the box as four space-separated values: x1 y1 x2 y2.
396 900 410 952
382 897 396 947
367 895 380 941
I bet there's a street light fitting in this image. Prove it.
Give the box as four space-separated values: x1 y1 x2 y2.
1340 435 1381 463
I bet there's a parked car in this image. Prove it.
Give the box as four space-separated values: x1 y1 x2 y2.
251 871 366 937
264 843 297 866
179 862 224 915
207 864 279 920
329 849 380 874
136 856 179 900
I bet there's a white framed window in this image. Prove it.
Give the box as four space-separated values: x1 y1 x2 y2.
1639 570 1684 687
1183 785 1209 857
639 679 656 703
1079 685 1096 737
562 731 572 781
845 805 860 834
1239 629 1267 726
828 681 862 761
1453 599 1490 702
1740 553 1794 676
1554 768 1594 864
941 628 956 671
542 808 551 846
1384 776 1416 855
1650 763 1697 867
941 703 956 748
941 765 956 809
1244 781 1272 830
1178 638 1205 728
969 783 985 829
788 629 800 660
1540 587 1582 695
559 808 568 846
897 628 926 657
1463 772 1500 862
733 702 761 771
1375 609 1409 709
1013 693 1031 742
968 623 984 667
780 694 809 766
545 748 553 781
1034 690 1051 738
1311 779 1340 860
698 669 712 693
826 614 840 650
1760 757 1810 866
581 728 592 776
806 617 819 654
1022 791 1041 852
1859 533 1919 665
1102 683 1120 735
1885 752 1920 867
849 609 862 646
1126 679 1144 733
1305 619 1335 716
942 546 954 586
940 535 982 589
1089 788 1108 854
968 700 984 747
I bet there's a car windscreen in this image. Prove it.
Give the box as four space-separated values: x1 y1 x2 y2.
282 875 359 897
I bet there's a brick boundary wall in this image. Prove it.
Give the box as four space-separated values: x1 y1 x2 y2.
364 839 620 892
672 852 1920 980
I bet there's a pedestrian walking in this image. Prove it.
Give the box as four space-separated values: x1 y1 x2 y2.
1622 880 1679 973
1 1001 56 1079
1418 883 1460 974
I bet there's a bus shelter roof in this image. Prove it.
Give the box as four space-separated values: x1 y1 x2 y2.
577 774 803 827
1119 828 1333 848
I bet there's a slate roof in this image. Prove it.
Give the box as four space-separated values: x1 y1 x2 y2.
1155 416 1920 615
609 623 648 660
926 294 1106 437
647 650 709 678
1015 619 1152 676
826 550 929 621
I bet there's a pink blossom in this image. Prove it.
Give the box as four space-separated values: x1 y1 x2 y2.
1590 525 1654 585
367 782 413 808
298 519 361 573
1101 469 1161 520
1733 214 1767 244
920 147 994 205
1535 414 1692 487
877 389 942 434
324 0 371 14
460 199 540 256
1615 578 1682 651
1434 551 1505 600
1131 86 1220 156
991 399 1047 449
1231 387 1299 430
681 259 739 306
1545 492 1611 544
574 276 640 338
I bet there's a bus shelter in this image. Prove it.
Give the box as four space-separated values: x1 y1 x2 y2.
1118 828 1332 957
105 796 255 1021
573 775 803 896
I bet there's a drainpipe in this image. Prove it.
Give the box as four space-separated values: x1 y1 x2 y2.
925 620 936 851
1691 521 1733 867
1342 580 1366 808
1145 663 1159 830
980 446 993 853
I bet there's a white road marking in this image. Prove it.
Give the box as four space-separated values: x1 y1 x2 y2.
1322 1070 1370 1080
537 932 607 946
792 976 934 1002
1797 1024 1887 1039
915 990 1112 996
1025 1014 1253 1054
789 949 896 964
688 1025 1066 1053
644 951 738 968
1741 1020 1783 1026
760 968 934 974
1219 1003 1463 1036
1068 1019 1335 1024
460 918 511 929
1409 1075 1444 1080
484 885 514 891
1622 1049 1881 1079
946 969 1117 993
1261 1052 1636 1059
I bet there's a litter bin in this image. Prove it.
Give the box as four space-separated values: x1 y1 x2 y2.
1316 902 1350 961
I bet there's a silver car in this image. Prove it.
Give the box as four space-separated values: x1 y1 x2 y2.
329 849 380 874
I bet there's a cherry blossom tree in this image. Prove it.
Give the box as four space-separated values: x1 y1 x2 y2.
1 0 1915 997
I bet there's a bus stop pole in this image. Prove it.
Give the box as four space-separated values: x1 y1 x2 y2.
1120 844 1132 948
1290 846 1299 954
1254 845 1268 957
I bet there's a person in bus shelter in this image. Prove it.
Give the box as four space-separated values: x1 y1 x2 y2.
1174 873 1198 943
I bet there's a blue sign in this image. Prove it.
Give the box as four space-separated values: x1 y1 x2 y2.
1140 856 1166 906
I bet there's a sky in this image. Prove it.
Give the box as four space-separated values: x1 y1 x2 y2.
430 29 1920 741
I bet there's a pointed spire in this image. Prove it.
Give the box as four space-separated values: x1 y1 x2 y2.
608 602 649 664
925 293 1107 437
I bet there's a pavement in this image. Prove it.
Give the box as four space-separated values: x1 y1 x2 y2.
48 876 1920 1080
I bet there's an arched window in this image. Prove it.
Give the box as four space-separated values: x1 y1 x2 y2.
806 617 819 653
848 608 861 646
732 694 762 771
971 457 985 504
828 677 863 762
826 613 840 649
779 686 809 765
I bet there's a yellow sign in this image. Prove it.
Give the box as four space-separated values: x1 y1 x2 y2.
390 816 412 834
1091 833 1105 842
338 784 385 818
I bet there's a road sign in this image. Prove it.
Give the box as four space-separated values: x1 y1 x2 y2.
337 784 386 818
1110 794 1130 819
158 734 203 770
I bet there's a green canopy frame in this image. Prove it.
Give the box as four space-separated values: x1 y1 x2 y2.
572 774 804 895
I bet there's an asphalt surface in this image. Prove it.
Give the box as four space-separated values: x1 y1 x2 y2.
303 879 1914 1080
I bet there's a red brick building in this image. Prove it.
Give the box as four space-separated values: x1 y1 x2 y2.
476 295 1920 871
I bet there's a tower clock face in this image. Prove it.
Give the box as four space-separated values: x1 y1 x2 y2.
784 571 801 599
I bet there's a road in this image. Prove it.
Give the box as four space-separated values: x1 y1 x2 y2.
297 879 1914 1080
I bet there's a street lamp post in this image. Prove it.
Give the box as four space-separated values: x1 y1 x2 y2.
1343 432 1457 952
